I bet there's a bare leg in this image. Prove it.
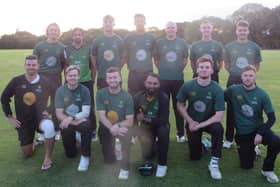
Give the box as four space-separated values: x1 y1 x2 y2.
21 144 34 158
41 138 55 170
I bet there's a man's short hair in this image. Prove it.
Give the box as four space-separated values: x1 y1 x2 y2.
145 72 160 82
65 65 80 75
72 27 84 36
103 15 114 22
46 23 61 36
134 13 145 20
236 20 249 28
196 55 214 67
25 55 38 61
106 67 121 76
200 19 212 25
242 65 256 74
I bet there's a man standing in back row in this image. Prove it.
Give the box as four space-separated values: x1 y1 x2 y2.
33 23 66 141
154 21 188 143
223 20 262 149
65 27 97 140
91 15 124 89
190 20 224 82
123 13 155 96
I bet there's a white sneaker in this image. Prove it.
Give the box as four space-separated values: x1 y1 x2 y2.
91 133 98 142
262 170 279 183
208 164 222 180
77 156 89 171
35 133 44 146
55 131 60 141
176 136 186 143
255 145 261 156
156 165 167 178
223 141 233 149
131 136 136 144
118 169 129 180
75 131 81 144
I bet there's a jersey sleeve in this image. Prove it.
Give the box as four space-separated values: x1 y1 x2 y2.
96 89 106 111
262 91 274 114
125 93 134 116
1 78 16 116
54 87 64 109
82 86 91 106
214 86 225 111
176 82 188 103
91 38 98 57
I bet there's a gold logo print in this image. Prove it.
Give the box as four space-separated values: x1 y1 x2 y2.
23 92 36 106
107 110 119 124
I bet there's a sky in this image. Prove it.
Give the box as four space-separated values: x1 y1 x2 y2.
0 0 279 36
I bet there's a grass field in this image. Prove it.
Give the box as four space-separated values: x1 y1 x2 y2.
0 49 279 187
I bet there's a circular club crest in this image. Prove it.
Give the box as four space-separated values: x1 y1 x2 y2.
73 60 81 65
23 92 36 106
165 51 177 63
241 104 254 117
236 57 249 69
65 104 79 116
45 56 57 67
107 110 119 124
193 101 206 113
136 49 147 61
104 50 114 61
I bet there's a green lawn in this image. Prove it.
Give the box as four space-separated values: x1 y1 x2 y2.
0 49 279 187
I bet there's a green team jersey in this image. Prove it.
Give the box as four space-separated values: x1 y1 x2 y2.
65 45 92 82
176 80 225 122
54 84 91 116
224 40 262 76
137 93 159 127
225 84 274 135
154 37 188 80
33 40 65 74
91 34 124 79
124 32 154 72
190 40 224 72
96 88 134 124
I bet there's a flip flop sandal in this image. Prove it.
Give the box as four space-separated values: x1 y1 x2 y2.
41 162 53 171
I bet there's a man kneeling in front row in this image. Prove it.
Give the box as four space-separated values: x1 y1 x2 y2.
1 55 55 170
134 73 170 178
177 55 224 180
55 65 92 171
225 65 280 184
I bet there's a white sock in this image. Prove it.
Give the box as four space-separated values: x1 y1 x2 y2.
210 156 219 167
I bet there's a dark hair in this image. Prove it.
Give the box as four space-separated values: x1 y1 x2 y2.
25 55 38 61
72 27 84 36
145 72 160 82
106 67 120 74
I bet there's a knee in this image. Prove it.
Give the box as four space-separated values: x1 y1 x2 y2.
213 123 224 136
157 125 169 139
40 119 56 139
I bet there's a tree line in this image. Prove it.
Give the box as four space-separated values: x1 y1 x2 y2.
0 3 279 49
